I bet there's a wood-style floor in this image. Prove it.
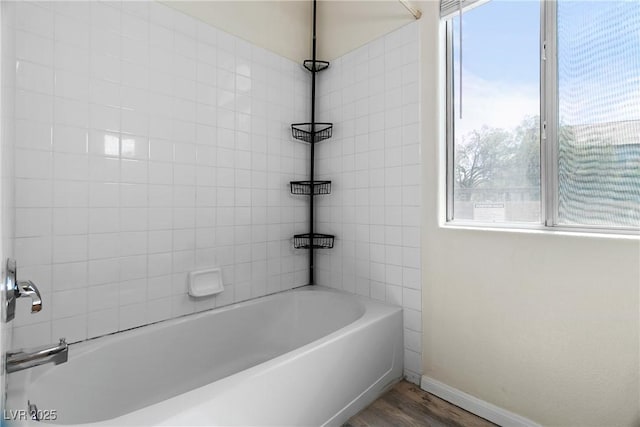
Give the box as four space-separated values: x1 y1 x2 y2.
344 381 497 427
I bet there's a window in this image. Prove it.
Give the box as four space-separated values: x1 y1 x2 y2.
445 0 640 232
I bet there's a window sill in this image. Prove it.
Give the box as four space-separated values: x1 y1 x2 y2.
441 221 640 241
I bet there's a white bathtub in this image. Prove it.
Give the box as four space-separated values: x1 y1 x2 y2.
6 287 403 426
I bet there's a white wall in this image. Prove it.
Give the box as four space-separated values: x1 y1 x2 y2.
163 1 311 64
418 1 640 425
315 22 423 384
10 0 311 347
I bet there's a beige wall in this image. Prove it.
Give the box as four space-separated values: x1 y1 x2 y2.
317 0 416 60
162 1 312 63
418 1 640 426
164 1 418 63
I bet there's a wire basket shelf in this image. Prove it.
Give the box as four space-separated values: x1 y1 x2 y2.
291 123 333 144
293 233 335 249
290 181 331 196
303 60 330 72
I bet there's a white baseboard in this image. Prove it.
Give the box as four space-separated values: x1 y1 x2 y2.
420 376 541 427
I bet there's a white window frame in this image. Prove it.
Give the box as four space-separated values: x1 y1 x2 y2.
444 0 640 236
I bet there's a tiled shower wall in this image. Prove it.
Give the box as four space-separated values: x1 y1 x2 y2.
1 0 17 406
315 23 422 383
9 1 310 347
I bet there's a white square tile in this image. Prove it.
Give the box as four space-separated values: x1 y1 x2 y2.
120 232 148 256
120 255 147 281
121 87 149 113
402 267 421 290
91 28 121 58
16 208 52 238
53 125 88 154
54 97 89 128
88 258 119 286
53 207 89 236
16 2 54 38
172 229 195 251
149 46 173 74
89 233 119 260
173 12 196 37
197 22 218 46
89 182 119 207
149 114 173 141
148 275 172 300
149 185 173 207
17 60 54 95
55 42 90 74
53 152 89 181
120 208 148 232
385 284 402 306
172 120 196 143
120 184 147 207
15 236 52 267
88 283 119 311
121 160 148 184
52 314 88 343
12 323 52 349
89 208 119 234
17 30 54 65
91 53 120 83
91 78 121 108
148 208 173 230
121 110 149 136
174 33 197 59
90 104 120 132
53 235 88 263
148 253 172 277
53 181 88 207
89 157 120 182
402 247 421 269
149 140 173 162
173 207 195 229
122 61 149 89
15 119 52 151
15 148 52 180
16 90 53 123
150 21 173 48
402 287 421 311
119 302 147 330
88 308 118 338
122 14 149 42
52 288 87 319
404 349 422 374
119 279 147 305
146 297 173 323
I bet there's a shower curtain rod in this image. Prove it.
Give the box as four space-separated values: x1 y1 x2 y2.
398 0 422 19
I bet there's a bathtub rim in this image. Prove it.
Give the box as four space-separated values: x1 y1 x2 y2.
8 285 369 387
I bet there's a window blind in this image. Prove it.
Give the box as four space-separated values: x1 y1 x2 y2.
440 0 487 19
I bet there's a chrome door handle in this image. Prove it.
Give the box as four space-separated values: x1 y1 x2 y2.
17 280 42 313
4 258 43 322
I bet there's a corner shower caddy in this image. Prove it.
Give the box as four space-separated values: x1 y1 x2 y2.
291 0 334 285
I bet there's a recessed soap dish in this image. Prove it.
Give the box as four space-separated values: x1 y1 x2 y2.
188 268 224 297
